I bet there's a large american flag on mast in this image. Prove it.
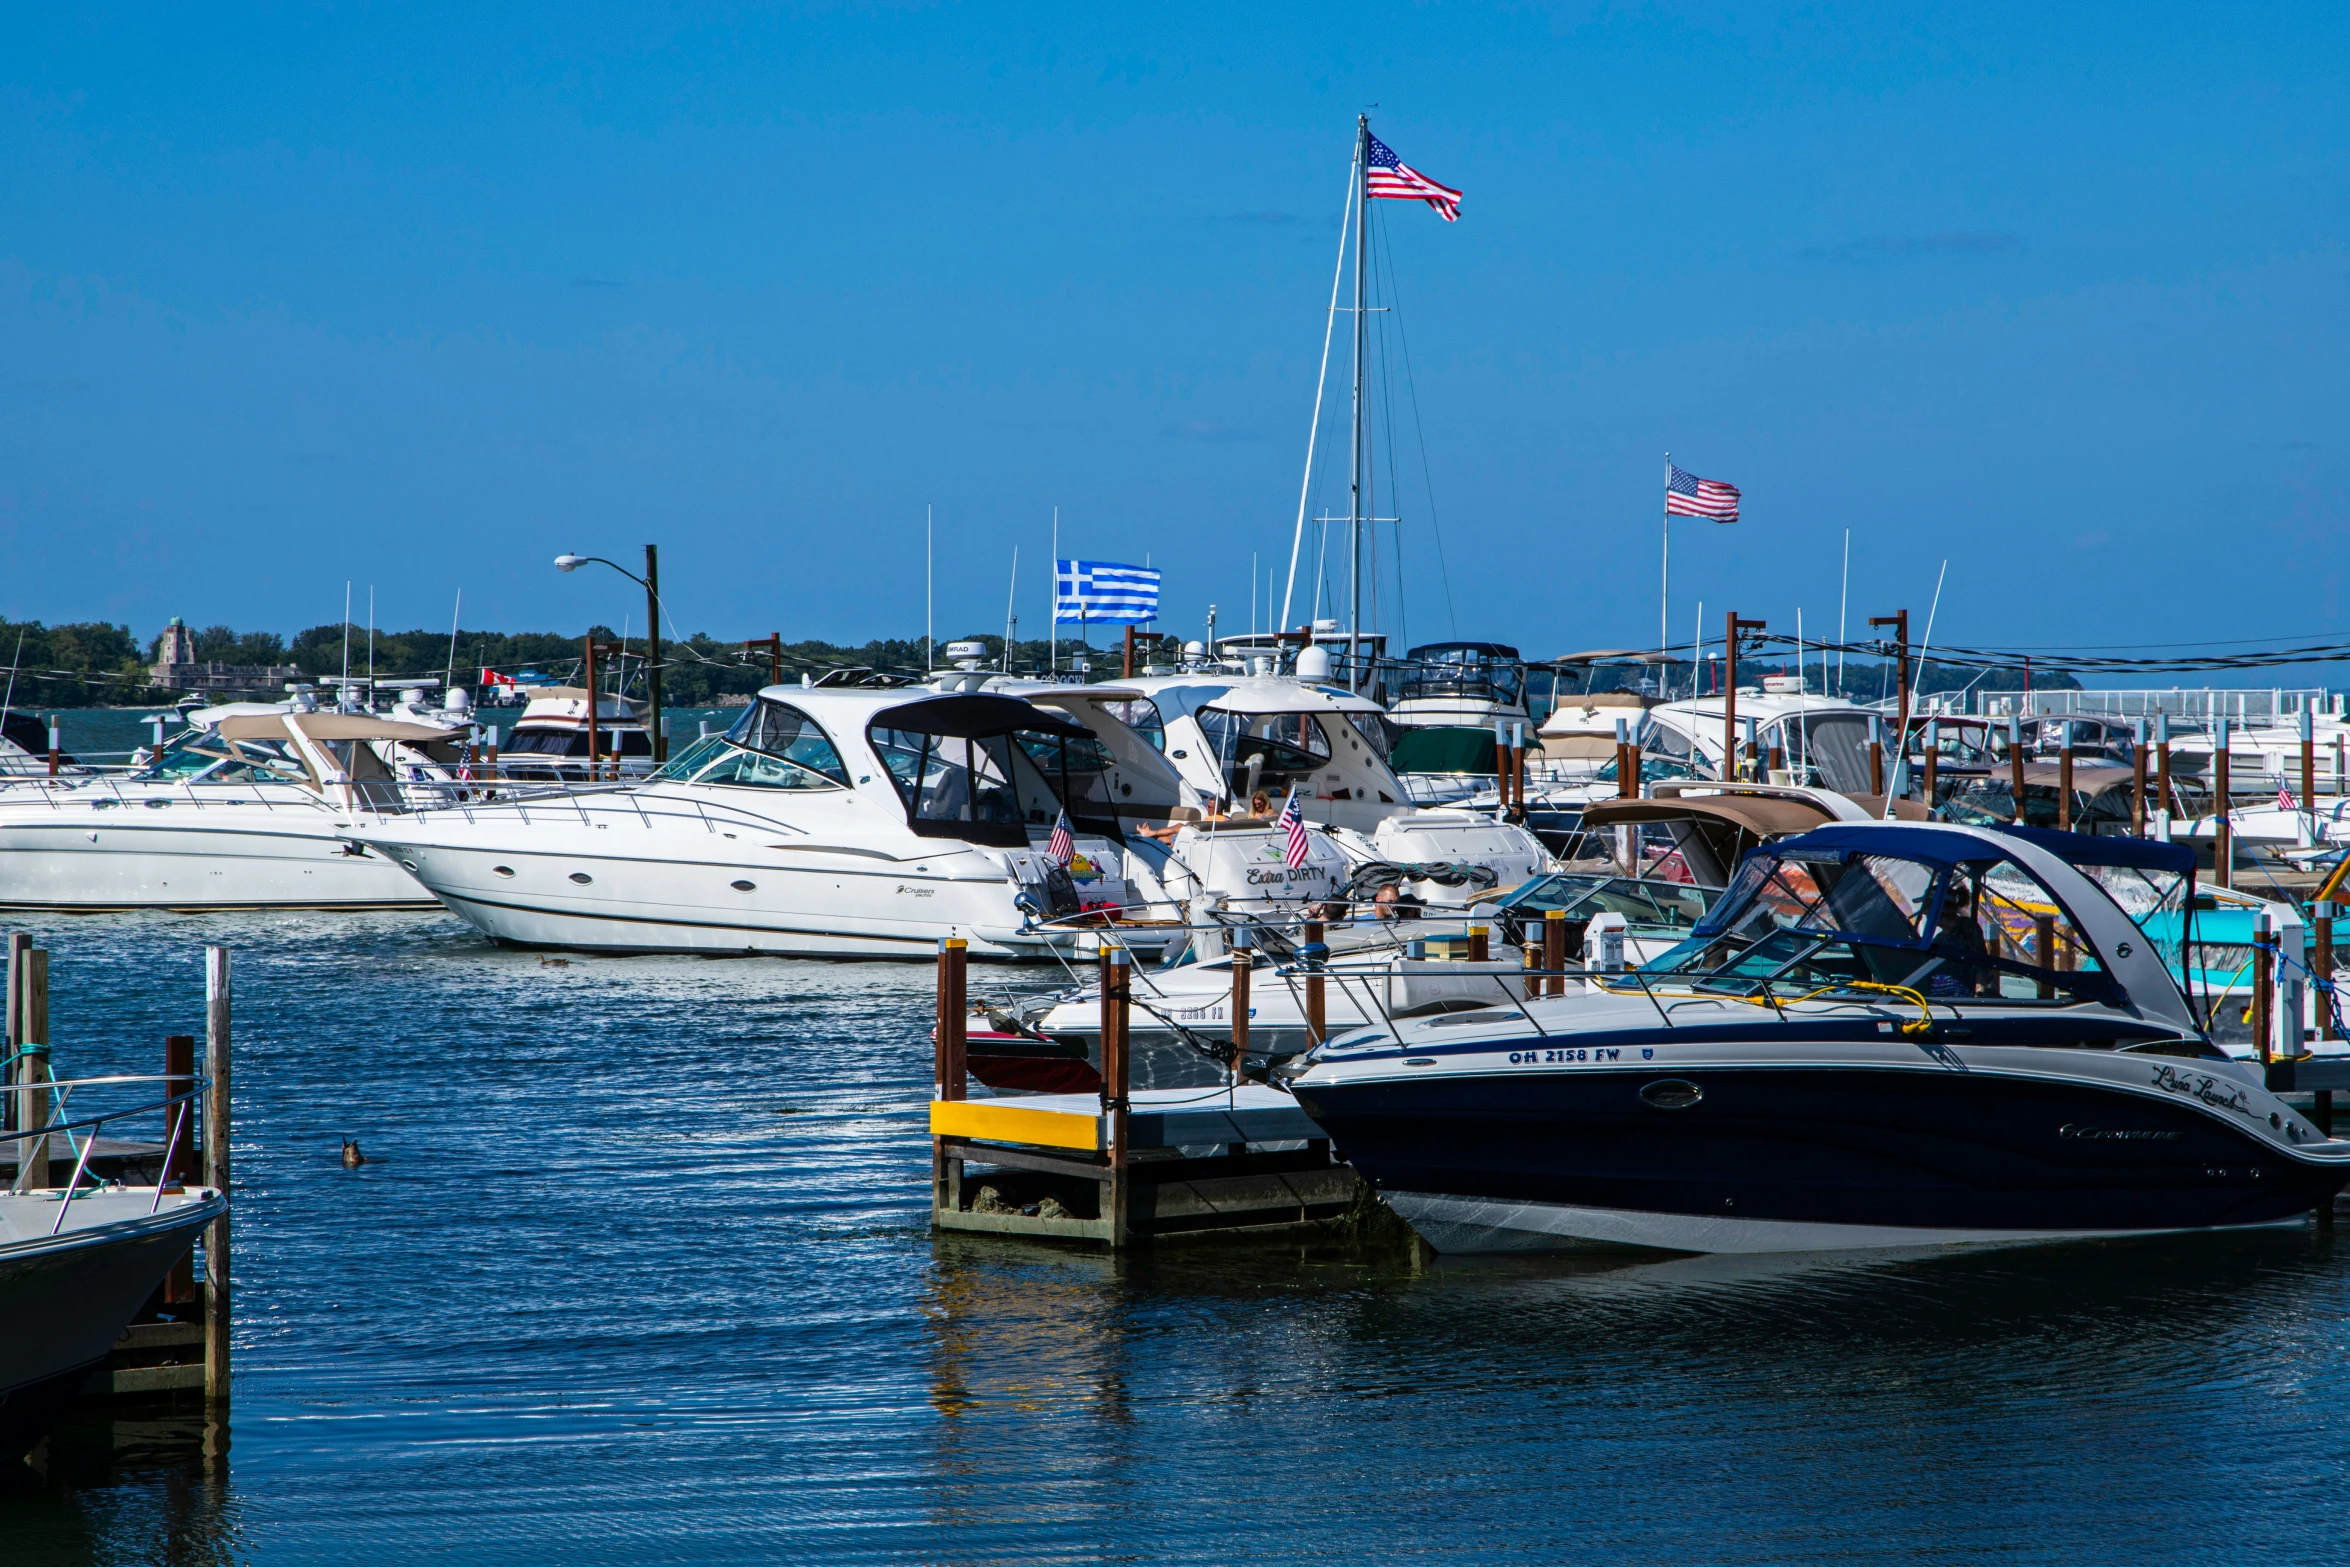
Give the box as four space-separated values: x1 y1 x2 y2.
1278 788 1311 870
1365 134 1462 222
1666 462 1741 522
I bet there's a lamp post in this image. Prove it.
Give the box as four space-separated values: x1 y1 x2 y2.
555 547 666 763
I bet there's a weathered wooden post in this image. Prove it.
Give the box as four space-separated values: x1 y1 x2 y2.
932 938 967 1217
2315 902 2337 1137
2131 719 2148 837
1100 946 1132 1246
1300 920 1327 1047
2032 913 2057 1001
1513 722 1529 817
2058 747 2075 833
1922 718 1940 806
1870 712 1886 797
2251 907 2276 1065
1524 941 1544 1001
47 716 61 778
203 945 231 1410
1544 908 1567 998
2000 712 2022 825
163 1033 198 1304
2155 712 2174 840
10 938 50 1192
2214 720 2233 891
582 635 600 783
1467 924 1488 963
1229 943 1252 1091
1492 720 1510 804
1122 625 1136 680
2302 705 2318 846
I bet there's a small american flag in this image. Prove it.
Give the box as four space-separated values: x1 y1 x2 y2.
2280 783 2299 812
1047 807 1075 864
1278 789 1310 870
1666 462 1741 522
1365 134 1461 222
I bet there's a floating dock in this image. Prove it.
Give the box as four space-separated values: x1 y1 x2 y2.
927 939 1356 1247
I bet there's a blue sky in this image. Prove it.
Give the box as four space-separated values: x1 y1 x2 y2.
3 3 2344 673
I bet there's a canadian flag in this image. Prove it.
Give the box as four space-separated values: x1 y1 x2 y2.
481 668 518 689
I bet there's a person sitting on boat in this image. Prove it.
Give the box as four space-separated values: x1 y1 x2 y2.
1925 876 1998 998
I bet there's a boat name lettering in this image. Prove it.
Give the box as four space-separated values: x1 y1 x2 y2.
895 884 936 898
1507 1047 1621 1066
1244 866 1329 887
2059 1124 2182 1142
2149 1064 2250 1115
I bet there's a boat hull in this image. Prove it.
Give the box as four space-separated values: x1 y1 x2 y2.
1294 1061 2350 1254
0 809 434 911
0 1192 224 1459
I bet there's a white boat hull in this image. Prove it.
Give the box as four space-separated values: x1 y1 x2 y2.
0 799 434 910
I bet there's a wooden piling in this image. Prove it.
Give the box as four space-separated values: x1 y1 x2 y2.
1301 920 1327 1047
163 1034 197 1304
1468 924 1489 963
1921 719 1939 805
2131 720 2148 837
2008 714 2027 825
2155 715 2174 837
1100 947 1131 1247
582 635 601 783
2033 914 2057 1000
932 938 968 1217
1544 908 1567 998
2303 706 2317 840
745 633 784 687
203 946 231 1410
1870 737 1885 797
47 716 60 778
1229 947 1252 1088
12 943 50 1192
1524 943 1544 1001
2058 747 2075 833
1122 625 1136 680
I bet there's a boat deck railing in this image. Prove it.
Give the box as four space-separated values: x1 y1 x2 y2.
3 1071 207 1235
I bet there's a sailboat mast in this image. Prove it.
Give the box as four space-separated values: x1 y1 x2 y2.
1347 113 1369 691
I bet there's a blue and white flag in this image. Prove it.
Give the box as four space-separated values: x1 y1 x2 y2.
1054 560 1160 625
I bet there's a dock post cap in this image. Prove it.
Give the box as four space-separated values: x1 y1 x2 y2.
1106 947 1131 968
1544 908 1566 922
939 937 967 950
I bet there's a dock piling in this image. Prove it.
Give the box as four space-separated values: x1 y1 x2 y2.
2315 902 2337 1137
203 945 231 1410
1468 924 1489 963
2058 747 2075 833
163 1033 197 1304
1301 920 1327 1046
2215 721 2233 890
1229 943 1251 1089
2252 908 2276 1065
1100 946 1131 1247
2008 713 2026 825
2132 720 2148 837
932 939 968 1216
1543 908 1567 998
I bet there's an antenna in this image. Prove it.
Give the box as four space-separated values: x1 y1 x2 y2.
925 503 934 674
341 582 352 711
445 589 462 694
1003 545 1019 674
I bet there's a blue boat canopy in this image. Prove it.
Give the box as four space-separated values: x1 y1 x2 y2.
1990 823 2195 877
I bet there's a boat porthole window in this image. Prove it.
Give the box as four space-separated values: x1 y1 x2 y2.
399 859 419 871
492 866 516 878
569 872 593 885
1639 1079 1704 1110
731 880 756 891
1171 749 1189 759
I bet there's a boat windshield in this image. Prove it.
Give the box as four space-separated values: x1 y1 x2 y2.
870 725 1071 848
655 699 851 789
1198 708 1330 788
1492 872 1714 932
1014 729 1124 839
135 735 308 785
1641 847 2120 1005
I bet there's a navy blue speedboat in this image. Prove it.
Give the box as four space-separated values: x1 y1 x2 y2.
1286 822 2350 1253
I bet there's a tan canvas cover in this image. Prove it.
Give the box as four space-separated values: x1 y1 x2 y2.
1579 793 1846 886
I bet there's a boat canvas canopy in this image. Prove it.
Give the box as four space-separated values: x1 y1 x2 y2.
874 693 1089 741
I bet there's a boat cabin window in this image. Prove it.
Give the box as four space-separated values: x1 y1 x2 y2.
1782 712 1877 793
1347 712 1399 760
139 735 308 784
871 726 1057 847
1644 848 2117 1005
503 728 653 757
1100 698 1165 751
1015 730 1123 838
1198 707 1330 795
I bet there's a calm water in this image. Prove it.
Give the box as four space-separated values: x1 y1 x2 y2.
3 908 2350 1564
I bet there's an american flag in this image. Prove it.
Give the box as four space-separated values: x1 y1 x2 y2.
1365 134 1462 222
1666 462 1740 522
1278 788 1311 870
1047 807 1075 865
2279 783 2299 812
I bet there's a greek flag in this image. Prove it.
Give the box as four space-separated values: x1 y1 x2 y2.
1054 560 1160 625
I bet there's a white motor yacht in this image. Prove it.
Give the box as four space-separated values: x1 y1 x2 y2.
351 686 1144 958
0 709 478 910
1104 669 1553 906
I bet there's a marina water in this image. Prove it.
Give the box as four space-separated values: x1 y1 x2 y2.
4 907 2350 1563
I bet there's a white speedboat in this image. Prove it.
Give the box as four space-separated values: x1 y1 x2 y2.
351 686 1135 958
0 710 478 910
493 686 656 781
1288 822 2350 1254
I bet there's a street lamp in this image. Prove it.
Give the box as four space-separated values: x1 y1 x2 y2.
554 547 667 763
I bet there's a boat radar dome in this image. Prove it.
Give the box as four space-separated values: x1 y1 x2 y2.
1183 640 1206 657
444 686 473 713
943 640 989 670
1311 618 1340 634
1295 643 1334 679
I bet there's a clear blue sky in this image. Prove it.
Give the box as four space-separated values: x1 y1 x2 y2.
3 4 2344 671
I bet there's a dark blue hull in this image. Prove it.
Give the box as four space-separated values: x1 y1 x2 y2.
1294 1064 2347 1246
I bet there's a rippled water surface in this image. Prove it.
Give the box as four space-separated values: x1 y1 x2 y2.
5 910 2350 1564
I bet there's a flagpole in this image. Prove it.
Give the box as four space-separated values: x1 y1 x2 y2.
1660 451 1671 670
1346 112 1370 692
1837 528 1849 695
1050 507 1058 677
1281 140 1359 640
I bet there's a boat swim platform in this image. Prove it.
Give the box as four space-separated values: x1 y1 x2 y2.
930 1085 1322 1154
